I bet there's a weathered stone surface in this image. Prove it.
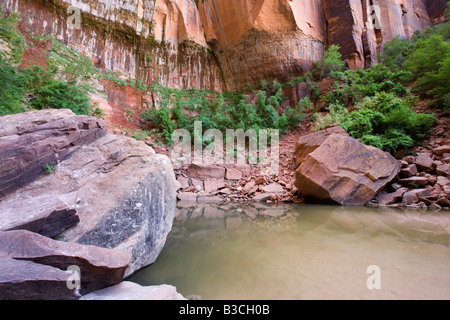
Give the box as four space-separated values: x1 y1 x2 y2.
0 230 131 295
0 257 80 300
295 132 400 206
261 183 284 194
4 0 446 93
415 152 434 172
204 180 226 193
242 181 256 194
400 164 418 178
226 168 243 181
435 145 450 156
253 193 274 202
80 281 185 300
437 195 450 208
0 110 177 277
198 0 325 89
177 176 190 189
177 192 198 202
0 193 79 237
294 126 348 168
375 188 408 205
437 163 450 176
197 195 223 203
3 0 224 92
437 176 450 188
398 176 429 187
233 164 252 177
187 164 226 180
0 110 107 198
425 0 449 21
403 189 431 205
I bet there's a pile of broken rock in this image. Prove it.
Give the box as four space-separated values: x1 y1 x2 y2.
175 162 298 205
371 144 450 210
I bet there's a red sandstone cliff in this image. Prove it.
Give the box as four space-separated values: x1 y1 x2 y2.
2 0 447 90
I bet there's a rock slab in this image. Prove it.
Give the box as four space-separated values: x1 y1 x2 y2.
0 257 80 300
80 281 185 300
0 230 132 296
0 110 107 198
0 193 79 237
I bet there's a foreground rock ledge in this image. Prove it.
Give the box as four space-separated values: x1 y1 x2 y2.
295 129 401 206
0 109 177 288
0 257 80 300
0 230 132 296
80 281 185 300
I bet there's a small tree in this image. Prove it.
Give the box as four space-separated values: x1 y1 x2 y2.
315 45 345 80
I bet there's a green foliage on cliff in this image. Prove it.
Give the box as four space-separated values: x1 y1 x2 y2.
141 81 307 145
0 56 27 116
0 13 94 116
380 11 450 111
313 44 346 80
312 19 450 154
0 13 27 116
341 93 436 153
0 12 147 117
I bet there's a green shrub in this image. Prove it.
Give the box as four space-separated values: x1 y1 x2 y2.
0 57 26 116
337 92 436 153
141 106 176 145
29 80 92 115
312 104 349 130
313 45 345 80
379 36 414 70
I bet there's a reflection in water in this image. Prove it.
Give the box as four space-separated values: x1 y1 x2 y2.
129 203 450 300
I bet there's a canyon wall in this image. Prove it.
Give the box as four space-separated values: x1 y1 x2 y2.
2 0 447 91
197 0 325 89
2 0 224 91
323 0 435 69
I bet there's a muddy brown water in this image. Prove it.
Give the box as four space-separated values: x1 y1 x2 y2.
128 203 450 300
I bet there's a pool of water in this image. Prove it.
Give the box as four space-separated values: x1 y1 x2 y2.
128 203 450 300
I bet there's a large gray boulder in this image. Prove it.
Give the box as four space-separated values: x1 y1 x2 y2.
295 129 401 206
0 110 177 278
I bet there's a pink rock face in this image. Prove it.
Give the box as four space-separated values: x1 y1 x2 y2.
323 0 433 69
2 0 447 92
198 0 325 89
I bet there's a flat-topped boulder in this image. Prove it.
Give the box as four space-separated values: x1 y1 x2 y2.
294 126 348 168
187 164 226 180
